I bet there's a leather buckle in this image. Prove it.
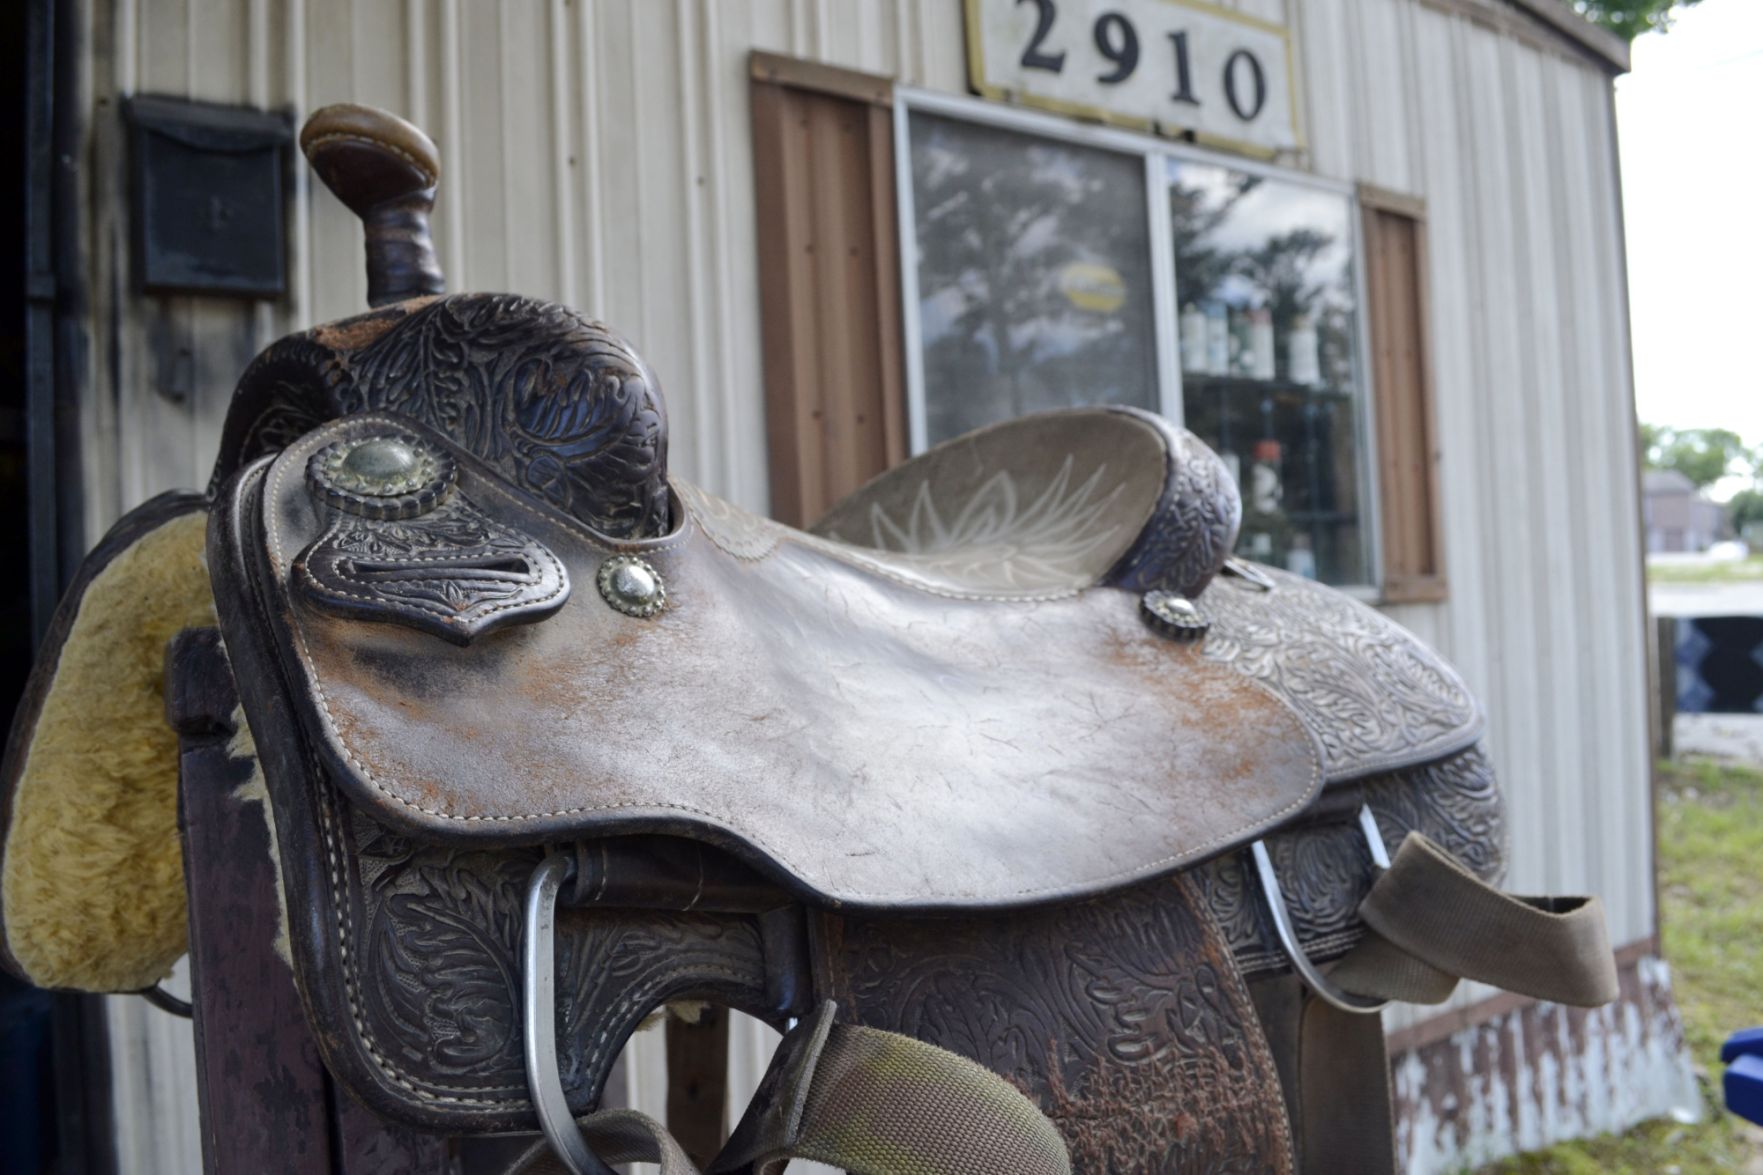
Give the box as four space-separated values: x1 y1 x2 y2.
1248 803 1392 1015
521 853 620 1175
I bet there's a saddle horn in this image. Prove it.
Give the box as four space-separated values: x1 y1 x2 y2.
299 103 446 307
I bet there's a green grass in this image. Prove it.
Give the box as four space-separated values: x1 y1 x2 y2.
1646 556 1763 584
1479 759 1763 1173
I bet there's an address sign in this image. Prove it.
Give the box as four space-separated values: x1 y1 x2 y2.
964 0 1301 155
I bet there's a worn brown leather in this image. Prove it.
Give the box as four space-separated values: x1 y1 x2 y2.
181 406 1511 1149
243 411 1323 910
299 104 444 306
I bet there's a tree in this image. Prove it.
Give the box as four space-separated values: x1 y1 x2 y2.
1572 0 1703 41
1730 489 1763 536
1637 421 1668 456
1640 425 1750 490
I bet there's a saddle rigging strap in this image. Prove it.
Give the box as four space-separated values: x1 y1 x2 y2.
1286 831 1619 1175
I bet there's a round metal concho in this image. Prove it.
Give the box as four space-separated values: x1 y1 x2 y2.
307 434 456 520
1141 590 1210 641
596 555 667 619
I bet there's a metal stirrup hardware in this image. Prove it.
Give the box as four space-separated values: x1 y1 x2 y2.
523 853 621 1175
1249 803 1393 1014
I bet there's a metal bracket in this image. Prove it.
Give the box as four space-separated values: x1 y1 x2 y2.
1249 803 1392 1014
522 854 620 1175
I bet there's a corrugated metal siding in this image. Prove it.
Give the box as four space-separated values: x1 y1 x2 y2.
1309 2 1653 1033
72 0 1651 1168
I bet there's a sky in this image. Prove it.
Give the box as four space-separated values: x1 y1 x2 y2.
1617 0 1763 467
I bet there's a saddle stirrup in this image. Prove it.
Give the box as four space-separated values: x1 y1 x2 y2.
522 853 622 1175
1250 803 1393 1015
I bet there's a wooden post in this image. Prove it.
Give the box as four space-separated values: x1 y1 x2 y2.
332 1085 456 1174
170 627 336 1174
666 1008 731 1168
1654 615 1677 761
170 628 454 1173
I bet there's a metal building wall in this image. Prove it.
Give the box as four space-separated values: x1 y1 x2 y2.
1292 0 1656 1006
69 0 1657 1170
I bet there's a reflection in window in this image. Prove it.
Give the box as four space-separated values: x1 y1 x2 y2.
1170 160 1370 585
909 112 1157 446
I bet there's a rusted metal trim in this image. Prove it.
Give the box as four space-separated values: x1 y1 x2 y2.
1505 0 1630 73
1413 0 1629 75
1386 935 1658 1056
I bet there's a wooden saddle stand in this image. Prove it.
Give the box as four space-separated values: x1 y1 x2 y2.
0 105 1617 1174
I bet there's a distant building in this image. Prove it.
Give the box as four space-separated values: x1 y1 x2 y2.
1643 469 1725 552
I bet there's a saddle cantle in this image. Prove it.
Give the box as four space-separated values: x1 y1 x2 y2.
0 103 1614 1174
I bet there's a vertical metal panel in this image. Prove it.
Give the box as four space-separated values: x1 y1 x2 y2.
1293 0 1354 180
1336 4 1655 1047
1350 0 1415 191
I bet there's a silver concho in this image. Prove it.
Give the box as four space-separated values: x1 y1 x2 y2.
307 434 456 520
1141 590 1210 641
596 555 667 618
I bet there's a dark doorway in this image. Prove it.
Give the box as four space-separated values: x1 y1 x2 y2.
4 1 112 1172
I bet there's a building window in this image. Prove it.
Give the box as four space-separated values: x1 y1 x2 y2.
908 110 1159 447
899 96 1384 591
747 64 1440 598
1168 160 1369 585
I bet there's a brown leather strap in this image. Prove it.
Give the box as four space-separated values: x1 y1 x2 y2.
1296 997 1397 1175
1330 833 1619 1008
1289 832 1618 1174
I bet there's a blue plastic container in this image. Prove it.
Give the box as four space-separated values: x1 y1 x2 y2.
1723 1027 1763 1126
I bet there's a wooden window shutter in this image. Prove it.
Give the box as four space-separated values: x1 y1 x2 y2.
749 51 905 528
1360 185 1447 603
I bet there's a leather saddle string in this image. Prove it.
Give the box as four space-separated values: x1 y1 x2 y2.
503 1002 1072 1175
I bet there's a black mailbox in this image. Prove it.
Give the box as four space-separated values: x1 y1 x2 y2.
127 96 292 298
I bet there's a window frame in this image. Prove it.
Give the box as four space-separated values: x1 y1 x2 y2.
892 87 1384 596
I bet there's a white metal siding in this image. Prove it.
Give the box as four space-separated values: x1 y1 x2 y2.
73 0 1651 1169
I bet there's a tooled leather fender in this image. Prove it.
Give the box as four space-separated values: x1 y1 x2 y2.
820 876 1298 1173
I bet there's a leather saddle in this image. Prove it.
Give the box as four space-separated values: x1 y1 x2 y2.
0 106 1617 1174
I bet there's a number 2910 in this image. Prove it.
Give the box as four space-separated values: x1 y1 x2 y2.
1015 0 1269 122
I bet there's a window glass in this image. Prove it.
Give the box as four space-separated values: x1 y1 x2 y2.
909 111 1157 446
1169 159 1370 585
